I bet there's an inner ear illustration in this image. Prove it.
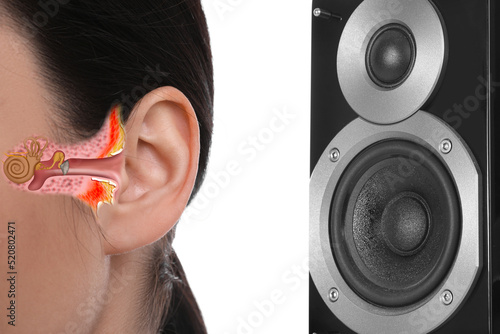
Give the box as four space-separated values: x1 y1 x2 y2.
2 105 126 214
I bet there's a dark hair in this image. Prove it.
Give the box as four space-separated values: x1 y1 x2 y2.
1 0 213 332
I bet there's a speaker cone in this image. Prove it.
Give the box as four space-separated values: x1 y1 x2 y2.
310 111 480 333
330 140 460 307
366 24 416 89
336 0 446 124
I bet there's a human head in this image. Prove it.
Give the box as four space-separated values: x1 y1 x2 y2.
0 0 213 332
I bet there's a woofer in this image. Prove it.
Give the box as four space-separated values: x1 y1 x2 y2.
330 140 460 307
309 111 480 333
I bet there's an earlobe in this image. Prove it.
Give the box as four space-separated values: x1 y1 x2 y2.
98 86 200 255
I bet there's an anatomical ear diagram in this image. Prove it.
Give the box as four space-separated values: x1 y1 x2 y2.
2 105 125 215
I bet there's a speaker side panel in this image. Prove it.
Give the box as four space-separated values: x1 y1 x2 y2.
310 1 360 332
425 1 490 332
309 275 354 334
491 0 500 331
310 0 360 174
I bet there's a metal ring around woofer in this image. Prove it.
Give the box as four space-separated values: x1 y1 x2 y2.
310 111 481 334
337 0 446 124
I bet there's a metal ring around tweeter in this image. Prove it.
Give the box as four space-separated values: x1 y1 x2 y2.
337 0 446 124
309 111 481 334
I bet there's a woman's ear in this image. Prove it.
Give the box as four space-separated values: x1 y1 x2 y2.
97 86 200 255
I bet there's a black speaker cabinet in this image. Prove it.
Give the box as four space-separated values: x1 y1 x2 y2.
309 0 500 333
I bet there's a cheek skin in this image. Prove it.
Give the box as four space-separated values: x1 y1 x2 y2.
1 132 110 333
0 26 110 333
12 197 108 332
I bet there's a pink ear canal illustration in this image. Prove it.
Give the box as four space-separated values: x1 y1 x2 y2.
3 105 126 214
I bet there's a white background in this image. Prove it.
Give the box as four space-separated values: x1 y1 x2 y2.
175 1 311 333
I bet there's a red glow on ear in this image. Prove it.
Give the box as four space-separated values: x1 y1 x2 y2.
98 106 125 158
78 179 116 210
78 104 125 213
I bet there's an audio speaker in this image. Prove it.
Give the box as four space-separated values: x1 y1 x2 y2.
309 0 500 333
